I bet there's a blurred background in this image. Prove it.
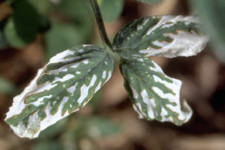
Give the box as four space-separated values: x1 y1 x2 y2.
1 0 225 149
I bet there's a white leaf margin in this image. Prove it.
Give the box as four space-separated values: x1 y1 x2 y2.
5 47 113 138
139 16 209 58
131 60 193 125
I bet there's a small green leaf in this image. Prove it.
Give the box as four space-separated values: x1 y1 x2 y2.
5 45 114 138
137 0 161 5
190 0 225 63
0 76 17 96
120 57 192 125
86 117 121 137
4 0 39 48
6 0 18 5
29 0 52 15
46 0 93 58
45 21 84 58
57 0 91 21
98 0 124 22
3 17 26 48
113 16 208 59
38 119 67 139
0 31 8 49
32 141 63 150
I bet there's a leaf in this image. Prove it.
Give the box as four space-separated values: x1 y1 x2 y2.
190 0 225 63
57 0 91 21
86 117 121 137
3 18 25 48
98 0 124 22
38 15 51 33
137 0 161 5
38 119 67 139
45 21 84 59
29 0 52 15
6 0 18 5
4 0 39 48
0 76 17 96
32 141 63 150
113 16 208 59
5 45 114 139
0 31 8 49
61 115 121 147
46 0 93 58
58 0 93 37
120 57 192 125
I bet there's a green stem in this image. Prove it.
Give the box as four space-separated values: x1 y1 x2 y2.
89 0 112 49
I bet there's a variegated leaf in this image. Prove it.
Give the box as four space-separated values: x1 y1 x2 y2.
5 45 114 139
113 16 208 59
120 57 192 125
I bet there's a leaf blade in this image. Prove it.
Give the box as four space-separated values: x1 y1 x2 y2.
120 57 192 125
98 0 124 22
5 45 114 138
113 16 208 59
190 0 225 63
4 0 40 48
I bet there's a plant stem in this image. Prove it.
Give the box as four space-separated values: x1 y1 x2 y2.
89 0 112 49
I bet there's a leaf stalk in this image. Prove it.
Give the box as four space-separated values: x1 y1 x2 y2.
89 0 113 49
